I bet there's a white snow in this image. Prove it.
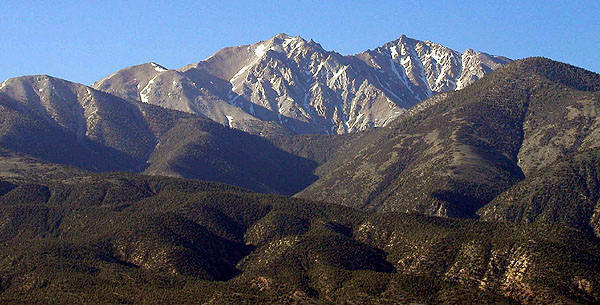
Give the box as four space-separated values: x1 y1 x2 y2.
349 113 365 130
254 44 267 57
390 46 399 59
389 58 415 96
232 42 274 85
225 115 234 127
86 109 99 121
315 61 326 74
388 59 403 80
428 51 451 86
456 78 463 90
38 88 43 92
271 44 284 53
429 50 444 65
283 37 297 47
231 65 252 83
151 62 168 72
0 81 5 90
328 66 348 85
139 75 159 104
411 56 433 97
140 91 149 104
401 55 411 66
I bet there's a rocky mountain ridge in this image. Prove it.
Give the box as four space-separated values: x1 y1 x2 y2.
0 75 316 194
297 58 600 219
2 40 600 304
93 33 509 134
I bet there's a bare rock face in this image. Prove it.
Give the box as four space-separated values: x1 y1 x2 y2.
356 36 509 98
93 34 509 135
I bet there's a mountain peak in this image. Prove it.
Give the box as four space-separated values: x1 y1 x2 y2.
396 34 417 44
93 34 510 135
149 62 168 72
273 32 292 39
2 74 75 87
269 33 308 46
504 57 600 92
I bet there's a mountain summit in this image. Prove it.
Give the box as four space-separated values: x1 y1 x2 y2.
93 34 510 134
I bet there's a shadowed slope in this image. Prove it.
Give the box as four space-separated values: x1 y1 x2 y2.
297 58 600 217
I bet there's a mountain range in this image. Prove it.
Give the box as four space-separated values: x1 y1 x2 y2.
1 34 600 304
92 34 509 135
298 58 600 219
0 75 314 194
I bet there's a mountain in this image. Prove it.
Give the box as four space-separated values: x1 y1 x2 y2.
0 172 598 304
297 58 600 218
0 75 317 194
2 52 600 304
479 149 600 237
92 34 509 135
0 148 89 183
0 75 155 171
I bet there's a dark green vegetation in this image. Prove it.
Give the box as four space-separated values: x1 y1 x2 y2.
2 58 600 304
479 149 600 237
298 58 600 220
0 173 599 304
0 149 88 183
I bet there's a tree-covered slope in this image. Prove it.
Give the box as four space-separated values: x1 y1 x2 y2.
0 173 599 304
479 149 600 237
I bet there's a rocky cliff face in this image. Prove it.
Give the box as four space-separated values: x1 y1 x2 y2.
93 33 510 135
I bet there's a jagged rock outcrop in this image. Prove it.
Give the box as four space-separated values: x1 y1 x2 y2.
93 33 510 134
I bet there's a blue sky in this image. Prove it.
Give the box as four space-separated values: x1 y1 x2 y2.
1 1 598 85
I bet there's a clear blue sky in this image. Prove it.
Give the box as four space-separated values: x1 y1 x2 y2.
1 1 598 85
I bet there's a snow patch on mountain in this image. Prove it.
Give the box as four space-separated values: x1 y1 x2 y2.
151 62 168 72
254 44 267 57
225 115 234 127
140 75 159 104
93 33 510 135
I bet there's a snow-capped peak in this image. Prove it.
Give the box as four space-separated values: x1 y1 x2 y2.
94 33 510 136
